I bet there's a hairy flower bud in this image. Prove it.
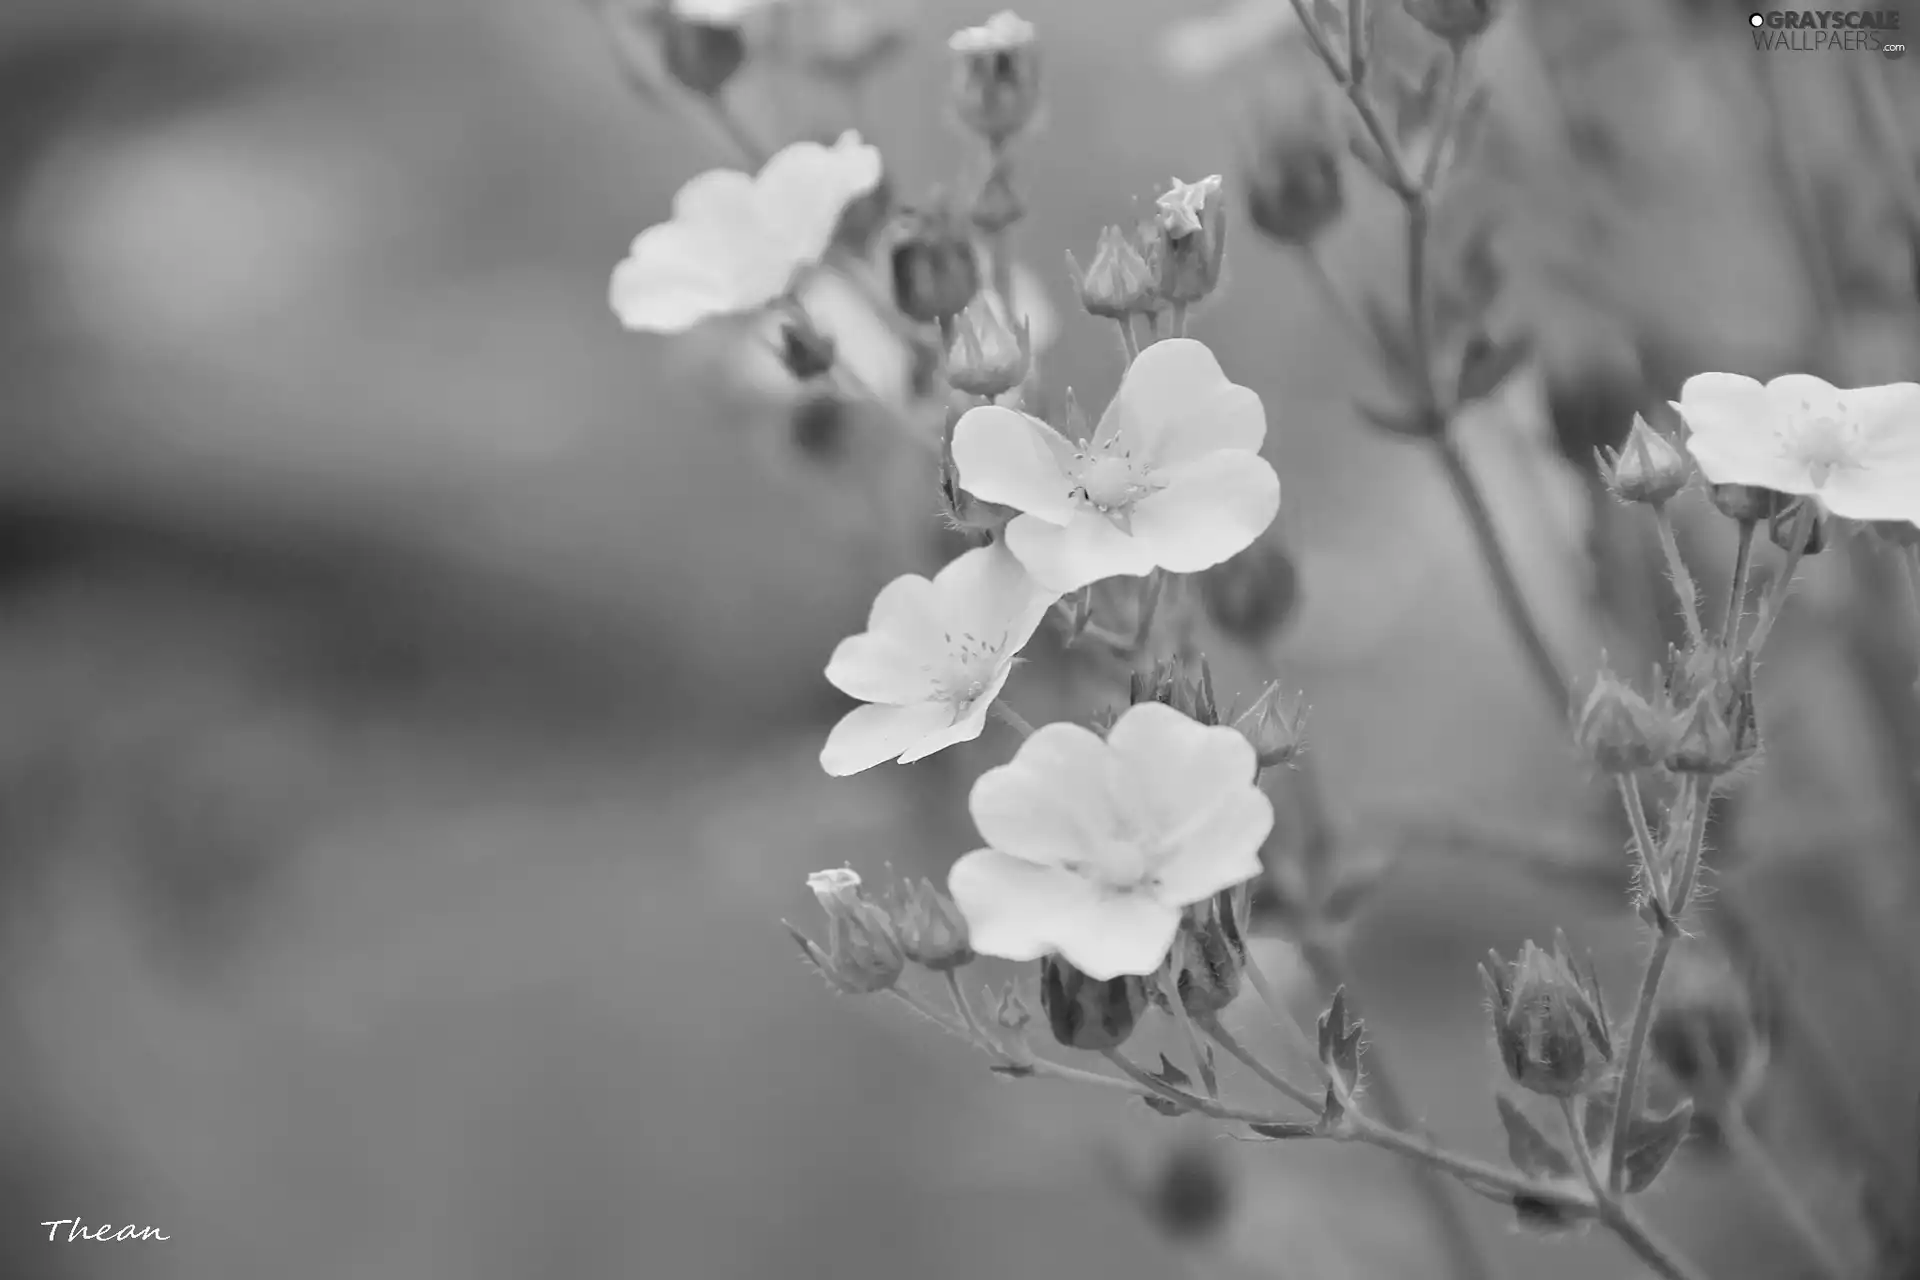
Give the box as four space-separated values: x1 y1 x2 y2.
1152 175 1228 306
1576 669 1665 774
948 11 1042 146
945 294 1031 398
1597 415 1691 507
890 877 974 970
1482 935 1613 1098
1152 892 1248 1018
1129 653 1221 726
1065 225 1158 321
1665 691 1739 776
1649 945 1766 1118
1198 535 1299 643
659 11 748 96
1233 682 1306 769
1403 0 1499 44
1040 954 1149 1051
1708 482 1777 524
890 206 980 324
1243 103 1344 248
789 868 906 993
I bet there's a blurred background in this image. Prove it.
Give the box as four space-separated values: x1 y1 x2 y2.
0 0 1916 1276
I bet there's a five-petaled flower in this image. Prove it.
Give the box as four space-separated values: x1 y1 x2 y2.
1673 373 1920 527
610 131 882 334
947 701 1273 979
820 542 1057 775
949 337 1280 592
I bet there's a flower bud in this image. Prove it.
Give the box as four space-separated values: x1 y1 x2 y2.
945 293 1031 399
1575 669 1665 774
1402 0 1499 44
1769 499 1827 557
1065 225 1158 321
1198 535 1299 643
1152 892 1248 1018
1233 682 1306 769
1648 944 1767 1117
1597 415 1691 507
1665 691 1739 776
660 12 748 97
947 11 1042 147
1130 653 1221 726
1243 105 1344 248
1152 175 1229 306
890 206 980 324
890 877 974 970
1040 954 1149 1051
1481 934 1613 1098
1708 483 1777 524
777 312 837 382
789 868 906 993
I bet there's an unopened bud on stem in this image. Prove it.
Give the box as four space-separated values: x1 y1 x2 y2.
1576 669 1665 774
1597 415 1691 507
1066 225 1157 321
1152 175 1229 307
789 868 906 993
890 205 980 324
889 877 974 970
1482 934 1612 1098
948 11 1042 147
1040 954 1149 1051
945 294 1031 398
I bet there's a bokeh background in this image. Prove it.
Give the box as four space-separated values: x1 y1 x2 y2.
1 0 1916 1277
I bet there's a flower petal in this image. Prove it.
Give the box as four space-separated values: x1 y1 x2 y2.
947 848 1105 961
753 131 883 273
1105 701 1261 834
896 694 995 764
821 702 957 775
608 221 742 333
1674 372 1811 493
1127 450 1281 573
952 407 1079 524
968 720 1133 873
1821 382 1920 524
1150 788 1273 906
822 632 931 704
930 541 1059 647
1048 893 1184 980
1763 373 1847 421
1003 511 1161 592
1095 338 1267 466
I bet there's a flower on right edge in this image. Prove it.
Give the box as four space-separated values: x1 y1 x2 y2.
949 337 1281 593
1672 372 1920 527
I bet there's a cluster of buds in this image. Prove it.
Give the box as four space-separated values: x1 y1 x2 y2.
947 11 1043 148
1575 647 1758 780
1481 933 1613 1098
788 867 972 993
1126 653 1221 726
1596 415 1692 508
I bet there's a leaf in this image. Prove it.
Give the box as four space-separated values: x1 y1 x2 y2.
1496 1094 1576 1181
1242 1119 1318 1141
988 1062 1036 1079
1455 330 1533 405
1153 1053 1193 1090
1583 1081 1620 1159
1621 1101 1694 1194
1143 1094 1187 1116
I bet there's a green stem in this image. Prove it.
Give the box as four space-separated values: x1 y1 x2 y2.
1722 521 1756 650
1564 1099 1712 1280
1431 434 1572 712
1745 503 1814 658
1618 773 1668 905
1303 942 1500 1280
1654 506 1706 649
1115 317 1140 364
991 700 1036 739
1723 1111 1853 1280
1161 968 1220 1097
1199 1015 1323 1112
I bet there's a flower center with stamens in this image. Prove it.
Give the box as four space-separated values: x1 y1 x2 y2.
933 628 1005 711
1068 448 1159 515
1794 411 1858 488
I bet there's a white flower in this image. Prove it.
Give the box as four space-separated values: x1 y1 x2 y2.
1156 174 1223 236
948 10 1036 52
1673 373 1920 526
821 542 1057 775
947 702 1272 979
736 251 1058 406
609 130 882 334
950 337 1281 592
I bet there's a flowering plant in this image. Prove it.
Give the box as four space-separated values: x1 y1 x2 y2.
594 1 1920 1277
